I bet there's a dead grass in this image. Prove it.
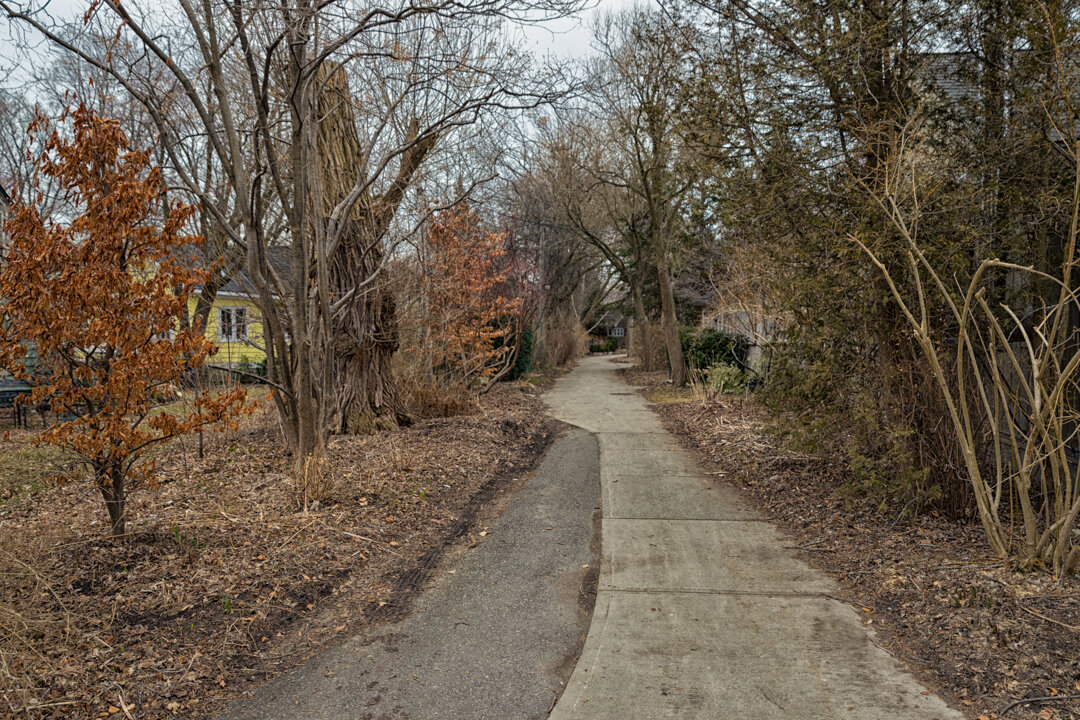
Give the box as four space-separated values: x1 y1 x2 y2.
643 387 693 405
0 432 72 505
0 377 558 719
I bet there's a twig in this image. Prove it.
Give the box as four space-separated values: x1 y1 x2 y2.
937 561 1004 570
23 700 86 709
318 523 378 544
824 594 871 610
1 550 74 624
339 528 380 544
891 498 917 528
271 519 317 556
1018 603 1080 631
166 651 199 693
998 694 1080 715
783 540 825 550
114 687 135 719
319 523 403 556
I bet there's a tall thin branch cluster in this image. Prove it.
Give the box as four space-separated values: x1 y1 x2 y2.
511 1 1080 570
1 0 582 506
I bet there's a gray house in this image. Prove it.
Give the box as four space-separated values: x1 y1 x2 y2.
591 310 628 347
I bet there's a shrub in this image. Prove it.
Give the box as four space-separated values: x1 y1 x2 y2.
504 327 534 381
538 317 586 367
405 380 477 418
235 358 268 383
589 338 619 353
705 362 748 394
421 205 520 388
679 328 748 371
0 105 247 536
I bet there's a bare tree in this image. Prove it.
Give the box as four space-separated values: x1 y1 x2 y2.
584 8 698 385
533 117 665 370
2 0 581 500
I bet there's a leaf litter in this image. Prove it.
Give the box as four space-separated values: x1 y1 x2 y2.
0 376 559 719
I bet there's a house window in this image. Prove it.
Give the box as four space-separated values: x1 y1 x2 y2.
219 307 248 343
610 326 625 337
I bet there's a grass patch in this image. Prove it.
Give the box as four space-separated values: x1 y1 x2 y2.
644 387 694 405
0 437 69 504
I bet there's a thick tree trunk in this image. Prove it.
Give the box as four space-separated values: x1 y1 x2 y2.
327 227 409 433
317 65 432 433
655 248 686 386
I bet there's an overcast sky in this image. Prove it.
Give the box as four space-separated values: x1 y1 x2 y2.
0 0 650 100
514 1 611 59
0 0 643 65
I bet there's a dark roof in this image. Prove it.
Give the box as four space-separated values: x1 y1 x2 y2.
594 310 625 326
915 52 980 105
206 245 293 298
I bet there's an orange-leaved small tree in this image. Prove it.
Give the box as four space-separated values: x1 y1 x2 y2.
0 105 247 537
422 205 522 390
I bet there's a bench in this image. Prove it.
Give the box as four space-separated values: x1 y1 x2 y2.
0 379 32 427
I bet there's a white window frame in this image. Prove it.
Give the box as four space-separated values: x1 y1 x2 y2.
218 306 249 343
610 326 625 337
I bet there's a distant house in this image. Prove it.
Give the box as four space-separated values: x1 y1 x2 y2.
192 281 266 368
190 248 293 369
591 310 628 347
701 304 781 376
916 50 1076 146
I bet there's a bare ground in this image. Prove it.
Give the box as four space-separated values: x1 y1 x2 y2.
0 376 559 719
621 366 1080 720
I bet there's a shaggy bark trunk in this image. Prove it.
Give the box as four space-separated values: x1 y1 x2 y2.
327 227 409 432
316 65 434 432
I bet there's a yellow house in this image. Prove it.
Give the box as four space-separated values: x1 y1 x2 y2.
189 291 266 368
187 247 293 369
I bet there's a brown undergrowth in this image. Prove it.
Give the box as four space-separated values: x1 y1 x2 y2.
621 367 1080 720
0 376 559 719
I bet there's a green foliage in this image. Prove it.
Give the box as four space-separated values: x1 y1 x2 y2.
679 328 747 372
589 338 619 353
703 362 748 394
235 358 268 383
837 396 940 513
504 327 534 381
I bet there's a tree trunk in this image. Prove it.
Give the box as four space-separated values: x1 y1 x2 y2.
316 65 433 433
631 280 662 371
328 226 409 432
655 248 686 386
98 463 126 538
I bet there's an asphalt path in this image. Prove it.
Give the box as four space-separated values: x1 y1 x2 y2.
222 426 600 720
223 355 964 720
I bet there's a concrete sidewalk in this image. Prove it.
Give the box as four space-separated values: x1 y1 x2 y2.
545 356 962 720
